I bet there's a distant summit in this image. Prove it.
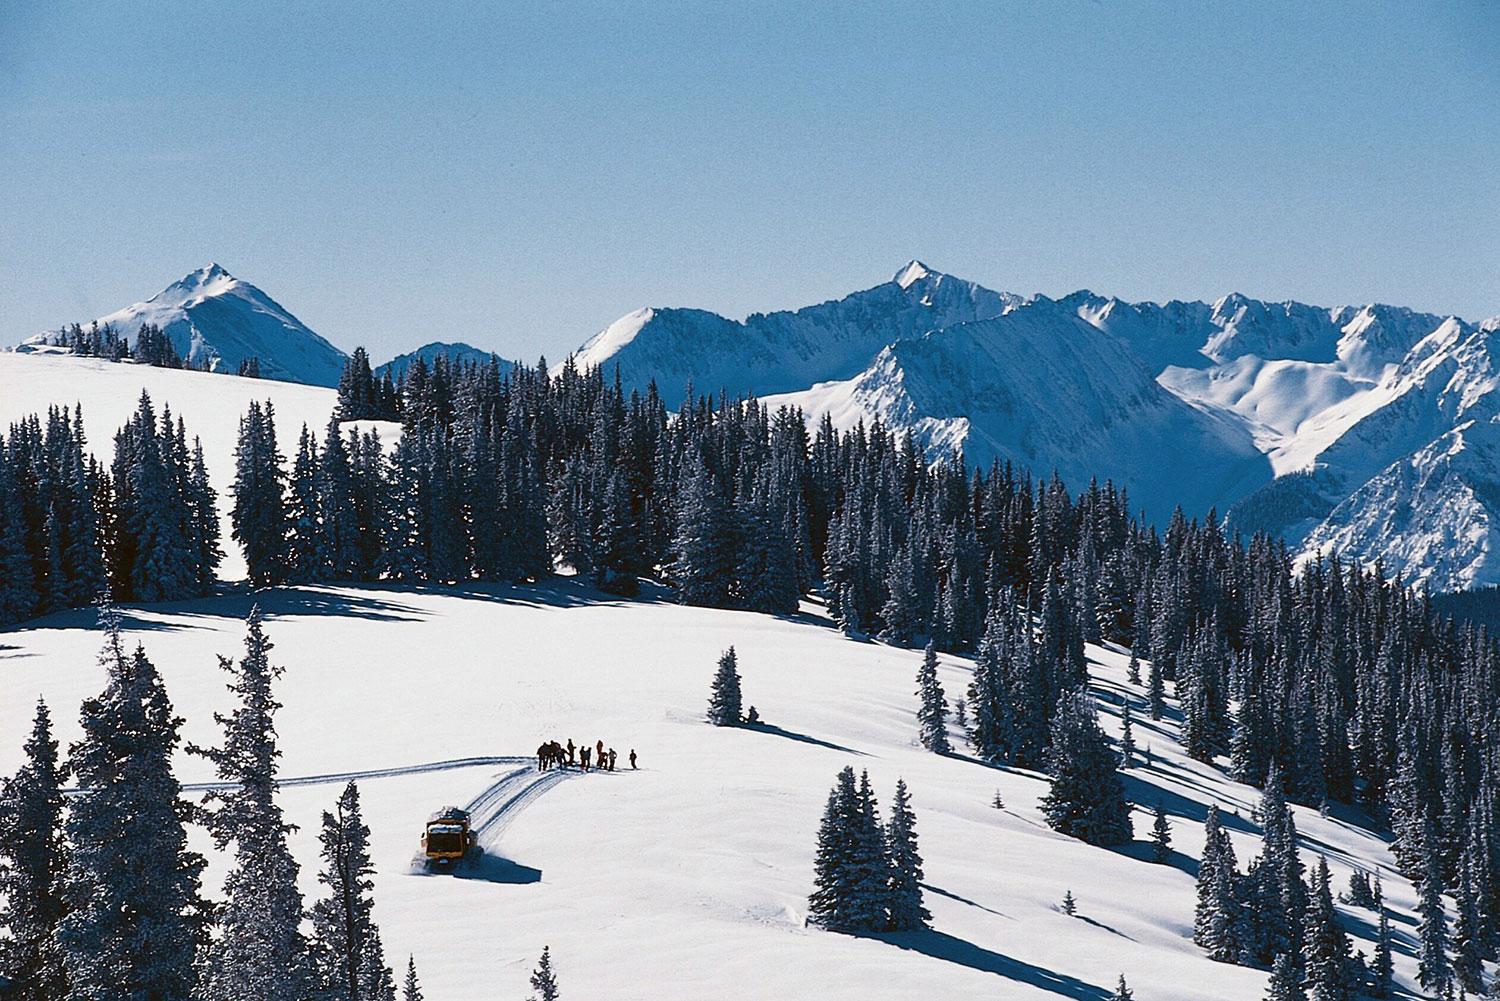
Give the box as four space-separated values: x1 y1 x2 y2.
375 341 513 382
21 264 348 387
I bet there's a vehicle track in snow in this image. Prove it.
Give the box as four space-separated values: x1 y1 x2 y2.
70 754 577 857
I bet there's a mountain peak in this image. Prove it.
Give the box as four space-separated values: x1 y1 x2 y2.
893 260 933 289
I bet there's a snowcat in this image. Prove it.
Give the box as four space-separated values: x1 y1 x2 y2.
422 806 480 868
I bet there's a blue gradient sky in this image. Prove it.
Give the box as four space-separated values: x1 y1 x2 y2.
2 1 1497 363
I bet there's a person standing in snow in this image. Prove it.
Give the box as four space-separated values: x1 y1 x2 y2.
629 749 637 769
608 748 617 771
566 738 575 766
596 739 604 764
580 746 591 772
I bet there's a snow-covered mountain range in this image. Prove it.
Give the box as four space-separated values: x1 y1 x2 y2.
21 264 348 387
578 262 1500 591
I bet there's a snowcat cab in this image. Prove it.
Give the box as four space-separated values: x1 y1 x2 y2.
422 806 479 868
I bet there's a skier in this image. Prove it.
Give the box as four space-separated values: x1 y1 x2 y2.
580 745 591 772
536 742 549 771
629 749 637 769
566 738 576 766
596 739 605 764
608 748 617 771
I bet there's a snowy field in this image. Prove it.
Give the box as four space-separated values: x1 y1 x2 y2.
0 580 1428 1001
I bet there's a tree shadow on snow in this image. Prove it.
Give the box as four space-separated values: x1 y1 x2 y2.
741 721 867 757
921 882 1010 919
871 929 1111 1001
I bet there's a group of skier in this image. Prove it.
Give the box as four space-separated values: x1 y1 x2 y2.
536 737 636 773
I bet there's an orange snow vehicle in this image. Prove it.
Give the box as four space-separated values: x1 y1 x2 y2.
422 806 480 868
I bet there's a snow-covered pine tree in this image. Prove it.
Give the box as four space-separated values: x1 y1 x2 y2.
1194 804 1241 962
884 778 928 931
0 700 69 1000
670 448 734 607
809 767 860 932
286 423 329 584
402 956 423 1001
1265 952 1306 1001
57 606 205 1001
1371 905 1393 999
848 770 890 932
1120 701 1136 768
1041 689 1133 846
358 929 398 1001
915 642 950 754
1302 855 1355 1001
878 540 920 647
189 606 310 1001
1150 803 1172 863
309 781 391 1001
1416 814 1451 993
1062 889 1077 916
707 646 743 726
1453 821 1488 995
1146 655 1165 721
1111 974 1133 1001
231 400 290 587
530 945 560 1001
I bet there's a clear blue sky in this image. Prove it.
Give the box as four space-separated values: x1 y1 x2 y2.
2 1 1496 363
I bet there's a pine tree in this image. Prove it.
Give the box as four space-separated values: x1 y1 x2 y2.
1371 905 1394 999
1062 889 1077 916
1195 804 1242 962
0 700 69 1001
848 770 890 931
915 642 950 753
190 606 309 1001
309 781 391 1001
884 778 929 931
1454 822 1487 995
670 449 733 607
707 646 744 726
402 957 423 1001
1120 701 1136 768
529 945 559 1001
58 606 205 1001
231 400 290 587
286 423 329 583
1112 974 1134 1001
1041 689 1133 846
1146 655 1165 721
1303 856 1354 1001
1265 952 1306 1001
1150 803 1172 863
808 766 888 934
1417 814 1452 993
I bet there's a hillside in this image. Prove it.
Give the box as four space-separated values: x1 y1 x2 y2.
0 580 1430 1001
0 352 351 580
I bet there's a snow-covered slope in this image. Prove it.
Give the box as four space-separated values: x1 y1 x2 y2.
376 341 513 382
575 262 1025 406
0 352 345 579
766 299 1273 521
1302 419 1500 590
20 264 349 387
0 581 1435 1001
